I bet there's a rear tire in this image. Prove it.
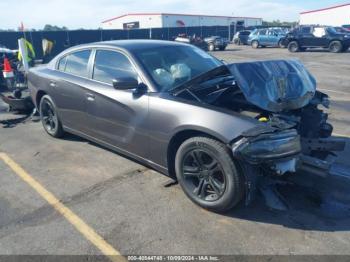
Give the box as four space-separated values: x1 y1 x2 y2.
288 41 299 52
251 40 259 49
208 43 215 51
175 136 244 212
278 40 284 48
39 95 64 138
329 41 343 53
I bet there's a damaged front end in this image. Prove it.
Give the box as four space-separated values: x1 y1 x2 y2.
173 59 349 212
226 60 348 211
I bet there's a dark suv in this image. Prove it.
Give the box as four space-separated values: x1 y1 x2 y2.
204 36 229 51
283 25 350 53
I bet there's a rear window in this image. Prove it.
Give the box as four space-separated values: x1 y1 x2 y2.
64 50 91 78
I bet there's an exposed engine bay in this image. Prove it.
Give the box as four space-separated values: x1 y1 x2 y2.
172 60 348 211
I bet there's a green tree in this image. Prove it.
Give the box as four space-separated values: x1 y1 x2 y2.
262 20 298 28
43 24 68 31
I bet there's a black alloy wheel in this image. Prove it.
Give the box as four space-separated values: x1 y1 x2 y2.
39 95 64 138
175 137 244 212
181 149 226 202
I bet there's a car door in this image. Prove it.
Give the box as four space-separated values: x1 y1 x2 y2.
51 49 92 132
83 49 149 158
299 26 314 46
310 27 329 47
267 30 279 46
258 29 268 45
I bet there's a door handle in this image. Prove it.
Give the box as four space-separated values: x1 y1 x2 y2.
86 93 95 101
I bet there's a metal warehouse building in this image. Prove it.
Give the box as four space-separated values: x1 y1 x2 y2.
102 13 262 29
300 3 350 26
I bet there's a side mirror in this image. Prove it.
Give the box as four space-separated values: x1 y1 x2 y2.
112 77 138 90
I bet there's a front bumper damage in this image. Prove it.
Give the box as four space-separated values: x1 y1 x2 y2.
231 125 349 212
232 129 301 166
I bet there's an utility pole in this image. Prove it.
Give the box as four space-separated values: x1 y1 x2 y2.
149 17 152 39
228 18 231 42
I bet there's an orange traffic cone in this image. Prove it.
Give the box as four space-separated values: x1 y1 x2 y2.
2 57 14 78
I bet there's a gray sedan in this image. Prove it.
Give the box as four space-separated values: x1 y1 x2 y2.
28 40 344 212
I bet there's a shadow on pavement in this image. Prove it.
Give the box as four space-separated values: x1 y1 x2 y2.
2 107 350 232
224 136 350 232
0 115 31 128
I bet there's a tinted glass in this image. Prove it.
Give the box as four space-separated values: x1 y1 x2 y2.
259 30 267 35
93 50 137 84
58 56 67 71
301 27 311 34
133 45 222 91
327 27 338 34
65 50 91 77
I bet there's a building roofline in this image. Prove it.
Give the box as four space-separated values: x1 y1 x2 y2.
300 3 350 15
102 13 262 23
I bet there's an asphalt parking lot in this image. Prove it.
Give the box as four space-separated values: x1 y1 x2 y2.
1 44 350 258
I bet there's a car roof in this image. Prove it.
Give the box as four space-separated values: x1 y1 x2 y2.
68 40 190 52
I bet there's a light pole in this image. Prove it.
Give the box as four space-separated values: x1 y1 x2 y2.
149 17 152 39
228 18 231 42
166 15 169 40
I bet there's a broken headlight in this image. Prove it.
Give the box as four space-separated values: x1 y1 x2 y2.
232 129 301 164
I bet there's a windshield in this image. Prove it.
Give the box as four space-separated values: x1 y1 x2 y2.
133 45 223 91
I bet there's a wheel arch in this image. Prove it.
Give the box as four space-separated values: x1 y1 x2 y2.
166 128 229 179
329 39 343 45
36 90 47 108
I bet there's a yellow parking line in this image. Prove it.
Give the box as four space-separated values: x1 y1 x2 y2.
0 152 126 262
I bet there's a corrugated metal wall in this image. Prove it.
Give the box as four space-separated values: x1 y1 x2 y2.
0 25 241 59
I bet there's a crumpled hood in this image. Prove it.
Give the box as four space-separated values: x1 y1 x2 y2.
227 60 316 112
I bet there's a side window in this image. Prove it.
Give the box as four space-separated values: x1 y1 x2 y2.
64 50 91 78
93 50 137 84
301 27 311 34
259 30 267 36
313 27 326 37
57 56 67 71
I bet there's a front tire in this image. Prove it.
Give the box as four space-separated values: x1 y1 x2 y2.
175 137 244 212
288 41 299 52
251 40 259 49
278 40 284 48
329 41 343 53
39 95 64 138
208 43 215 51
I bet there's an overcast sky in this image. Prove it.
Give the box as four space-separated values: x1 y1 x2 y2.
0 0 345 29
